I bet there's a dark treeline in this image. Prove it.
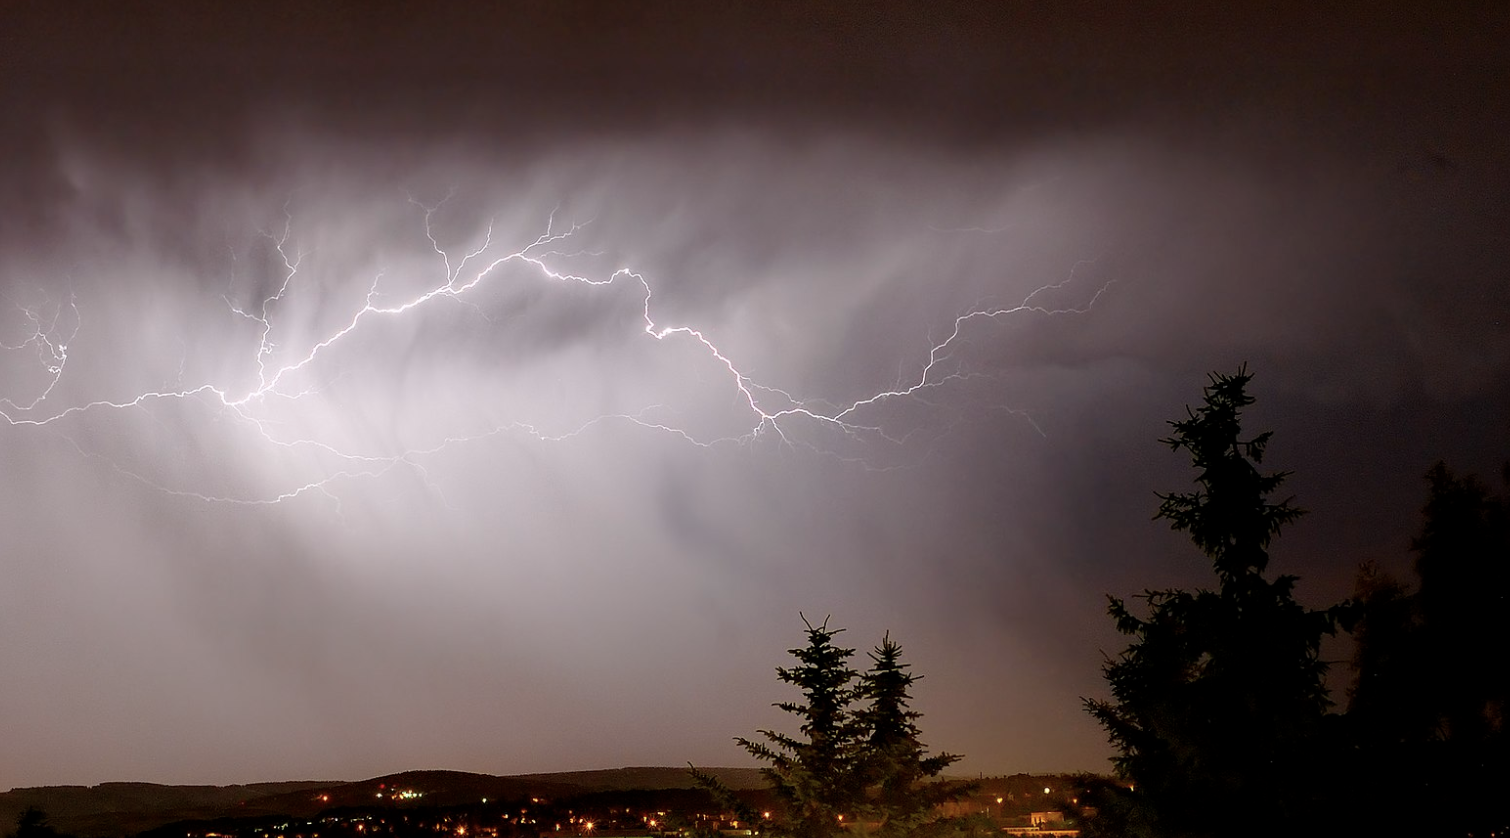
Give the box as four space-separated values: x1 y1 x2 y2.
1080 368 1509 838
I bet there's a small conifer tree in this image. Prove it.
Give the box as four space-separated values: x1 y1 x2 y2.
855 634 972 837
736 615 865 838
697 617 971 838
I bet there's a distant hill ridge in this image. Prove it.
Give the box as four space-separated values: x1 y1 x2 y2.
0 767 765 838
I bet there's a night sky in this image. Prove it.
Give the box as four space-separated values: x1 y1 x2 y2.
2 2 1507 789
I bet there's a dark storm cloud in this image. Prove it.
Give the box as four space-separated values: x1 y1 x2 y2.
1 1 1507 789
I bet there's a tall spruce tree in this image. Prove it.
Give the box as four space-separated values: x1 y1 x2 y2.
855 634 972 837
735 615 865 838
1083 367 1338 838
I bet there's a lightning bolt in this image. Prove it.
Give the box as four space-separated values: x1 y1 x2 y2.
0 195 1111 509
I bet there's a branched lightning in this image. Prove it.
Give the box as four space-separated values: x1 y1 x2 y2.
0 197 1111 507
